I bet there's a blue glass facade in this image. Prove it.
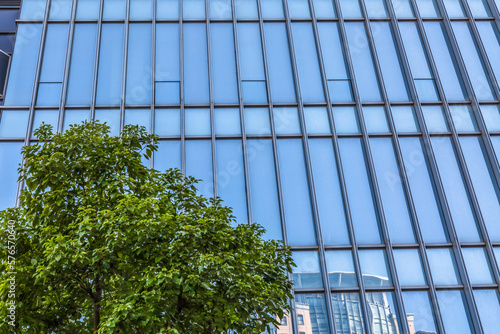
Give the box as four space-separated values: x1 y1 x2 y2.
1 0 500 333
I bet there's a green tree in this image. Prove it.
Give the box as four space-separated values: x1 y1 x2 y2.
0 121 294 333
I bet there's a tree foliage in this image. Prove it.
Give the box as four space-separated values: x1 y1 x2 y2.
0 121 294 333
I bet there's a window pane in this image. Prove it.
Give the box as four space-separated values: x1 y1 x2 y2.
32 109 59 135
449 105 478 132
126 24 152 105
359 250 392 287
339 0 363 17
0 10 18 31
0 143 23 210
469 0 491 16
474 290 500 334
157 0 179 18
294 294 330 334
184 24 209 104
103 0 126 19
436 290 474 334
277 139 316 246
261 0 284 19
338 138 382 244
183 0 205 19
235 0 258 18
309 139 350 245
427 248 461 285
130 0 153 19
402 291 438 334
63 109 90 130
391 0 414 17
49 0 73 19
391 106 419 133
288 0 310 18
215 108 240 135
244 108 271 135
365 0 388 17
125 109 151 133
186 140 213 198
333 107 360 134
210 24 238 104
156 23 180 105
325 250 357 287
462 247 494 284
422 105 449 132
96 24 124 105
77 0 100 19
211 0 231 19
415 0 440 17
292 251 323 289
305 108 330 134
393 249 426 286
20 0 47 20
155 140 181 171
37 83 62 106
476 22 500 86
155 109 180 136
216 140 247 223
247 139 282 240
362 106 389 133
443 0 466 16
237 23 265 82
273 107 301 135
0 110 29 137
313 0 337 18
365 292 402 334
331 293 366 334
94 109 120 136
481 105 500 132
185 109 210 136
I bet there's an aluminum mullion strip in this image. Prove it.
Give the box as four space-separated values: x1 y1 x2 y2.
230 0 254 225
150 0 156 169
180 0 185 175
255 0 294 332
89 0 104 121
119 0 131 133
330 0 375 332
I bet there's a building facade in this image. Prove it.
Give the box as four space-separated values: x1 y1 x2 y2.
1 0 500 333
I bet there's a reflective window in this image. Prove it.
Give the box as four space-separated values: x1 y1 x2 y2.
305 108 330 134
20 0 47 20
155 109 180 136
49 0 72 19
476 22 500 86
76 0 100 20
210 0 231 19
292 251 323 289
481 105 500 132
277 139 316 246
393 249 426 286
0 143 23 210
126 24 152 105
391 106 419 133
365 0 388 17
422 105 449 132
402 291 438 334
390 0 414 17
96 24 124 105
273 107 301 135
103 0 126 19
333 107 360 134
443 0 466 17
294 294 330 334
468 0 492 16
449 105 478 132
125 109 151 133
95 109 120 136
155 140 181 171
331 293 366 334
186 140 213 198
362 106 389 133
427 248 461 285
32 109 59 135
235 0 258 18
325 250 357 288
215 109 240 136
339 0 363 17
211 24 238 104
183 0 205 19
288 0 311 18
462 247 495 284
244 108 271 135
313 0 337 18
157 0 179 19
473 290 500 334
359 250 392 287
0 10 18 32
183 24 209 104
436 290 474 334
156 24 180 105
309 139 350 245
261 0 284 18
63 109 90 131
0 110 29 137
185 109 210 136
339 138 382 244
365 292 402 334
414 0 440 17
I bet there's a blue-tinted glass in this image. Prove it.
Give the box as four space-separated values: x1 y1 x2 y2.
436 291 474 334
333 107 360 134
393 249 426 286
241 81 267 103
155 140 181 171
339 0 362 17
427 248 461 285
365 0 388 17
261 0 284 18
37 83 63 106
305 108 330 134
4 24 42 106
399 138 448 243
186 140 213 198
422 105 449 132
362 107 389 133
449 105 478 132
443 0 465 16
462 247 494 284
0 110 28 137
460 136 500 241
185 109 211 136
216 140 247 224
452 22 495 101
468 0 491 16
244 108 271 135
0 10 18 31
339 138 382 244
103 0 126 19
157 0 179 19
211 24 238 104
277 139 316 246
125 109 151 133
67 24 97 106
481 105 500 131
391 0 414 17
247 139 282 240
370 138 415 244
495 247 500 268
156 24 180 104
309 139 350 245
273 107 301 135
76 0 100 20
391 106 419 133
331 293 366 334
415 79 440 101
20 0 47 19
474 290 500 334
288 0 310 18
63 109 90 130
183 0 205 19
291 23 324 103
345 23 382 102
327 81 353 103
359 250 392 287
0 35 15 54
476 22 500 86
126 24 152 105
155 109 180 136
424 22 467 101
96 24 124 105
235 0 258 18
264 23 296 103
94 109 120 136
40 24 72 84
292 251 323 288
415 0 440 17
402 292 438 333
238 23 265 82
325 251 357 287
155 82 180 104
32 109 59 135
294 294 330 333
184 24 209 104
313 0 336 18
215 109 240 135
49 0 72 19
366 292 403 334
431 137 481 241
0 143 23 210
130 0 153 19
371 22 410 101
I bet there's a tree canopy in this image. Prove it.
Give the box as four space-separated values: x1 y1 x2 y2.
0 121 294 333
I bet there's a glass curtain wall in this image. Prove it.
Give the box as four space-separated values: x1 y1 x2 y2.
1 0 500 333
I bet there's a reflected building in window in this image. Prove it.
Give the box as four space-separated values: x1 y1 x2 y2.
2 0 500 333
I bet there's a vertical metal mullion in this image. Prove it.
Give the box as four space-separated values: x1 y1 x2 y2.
180 0 185 175
150 0 156 168
230 0 253 225
331 0 374 331
119 0 131 133
89 0 104 121
485 0 500 30
255 0 294 331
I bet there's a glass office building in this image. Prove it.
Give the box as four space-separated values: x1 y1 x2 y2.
1 0 500 332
